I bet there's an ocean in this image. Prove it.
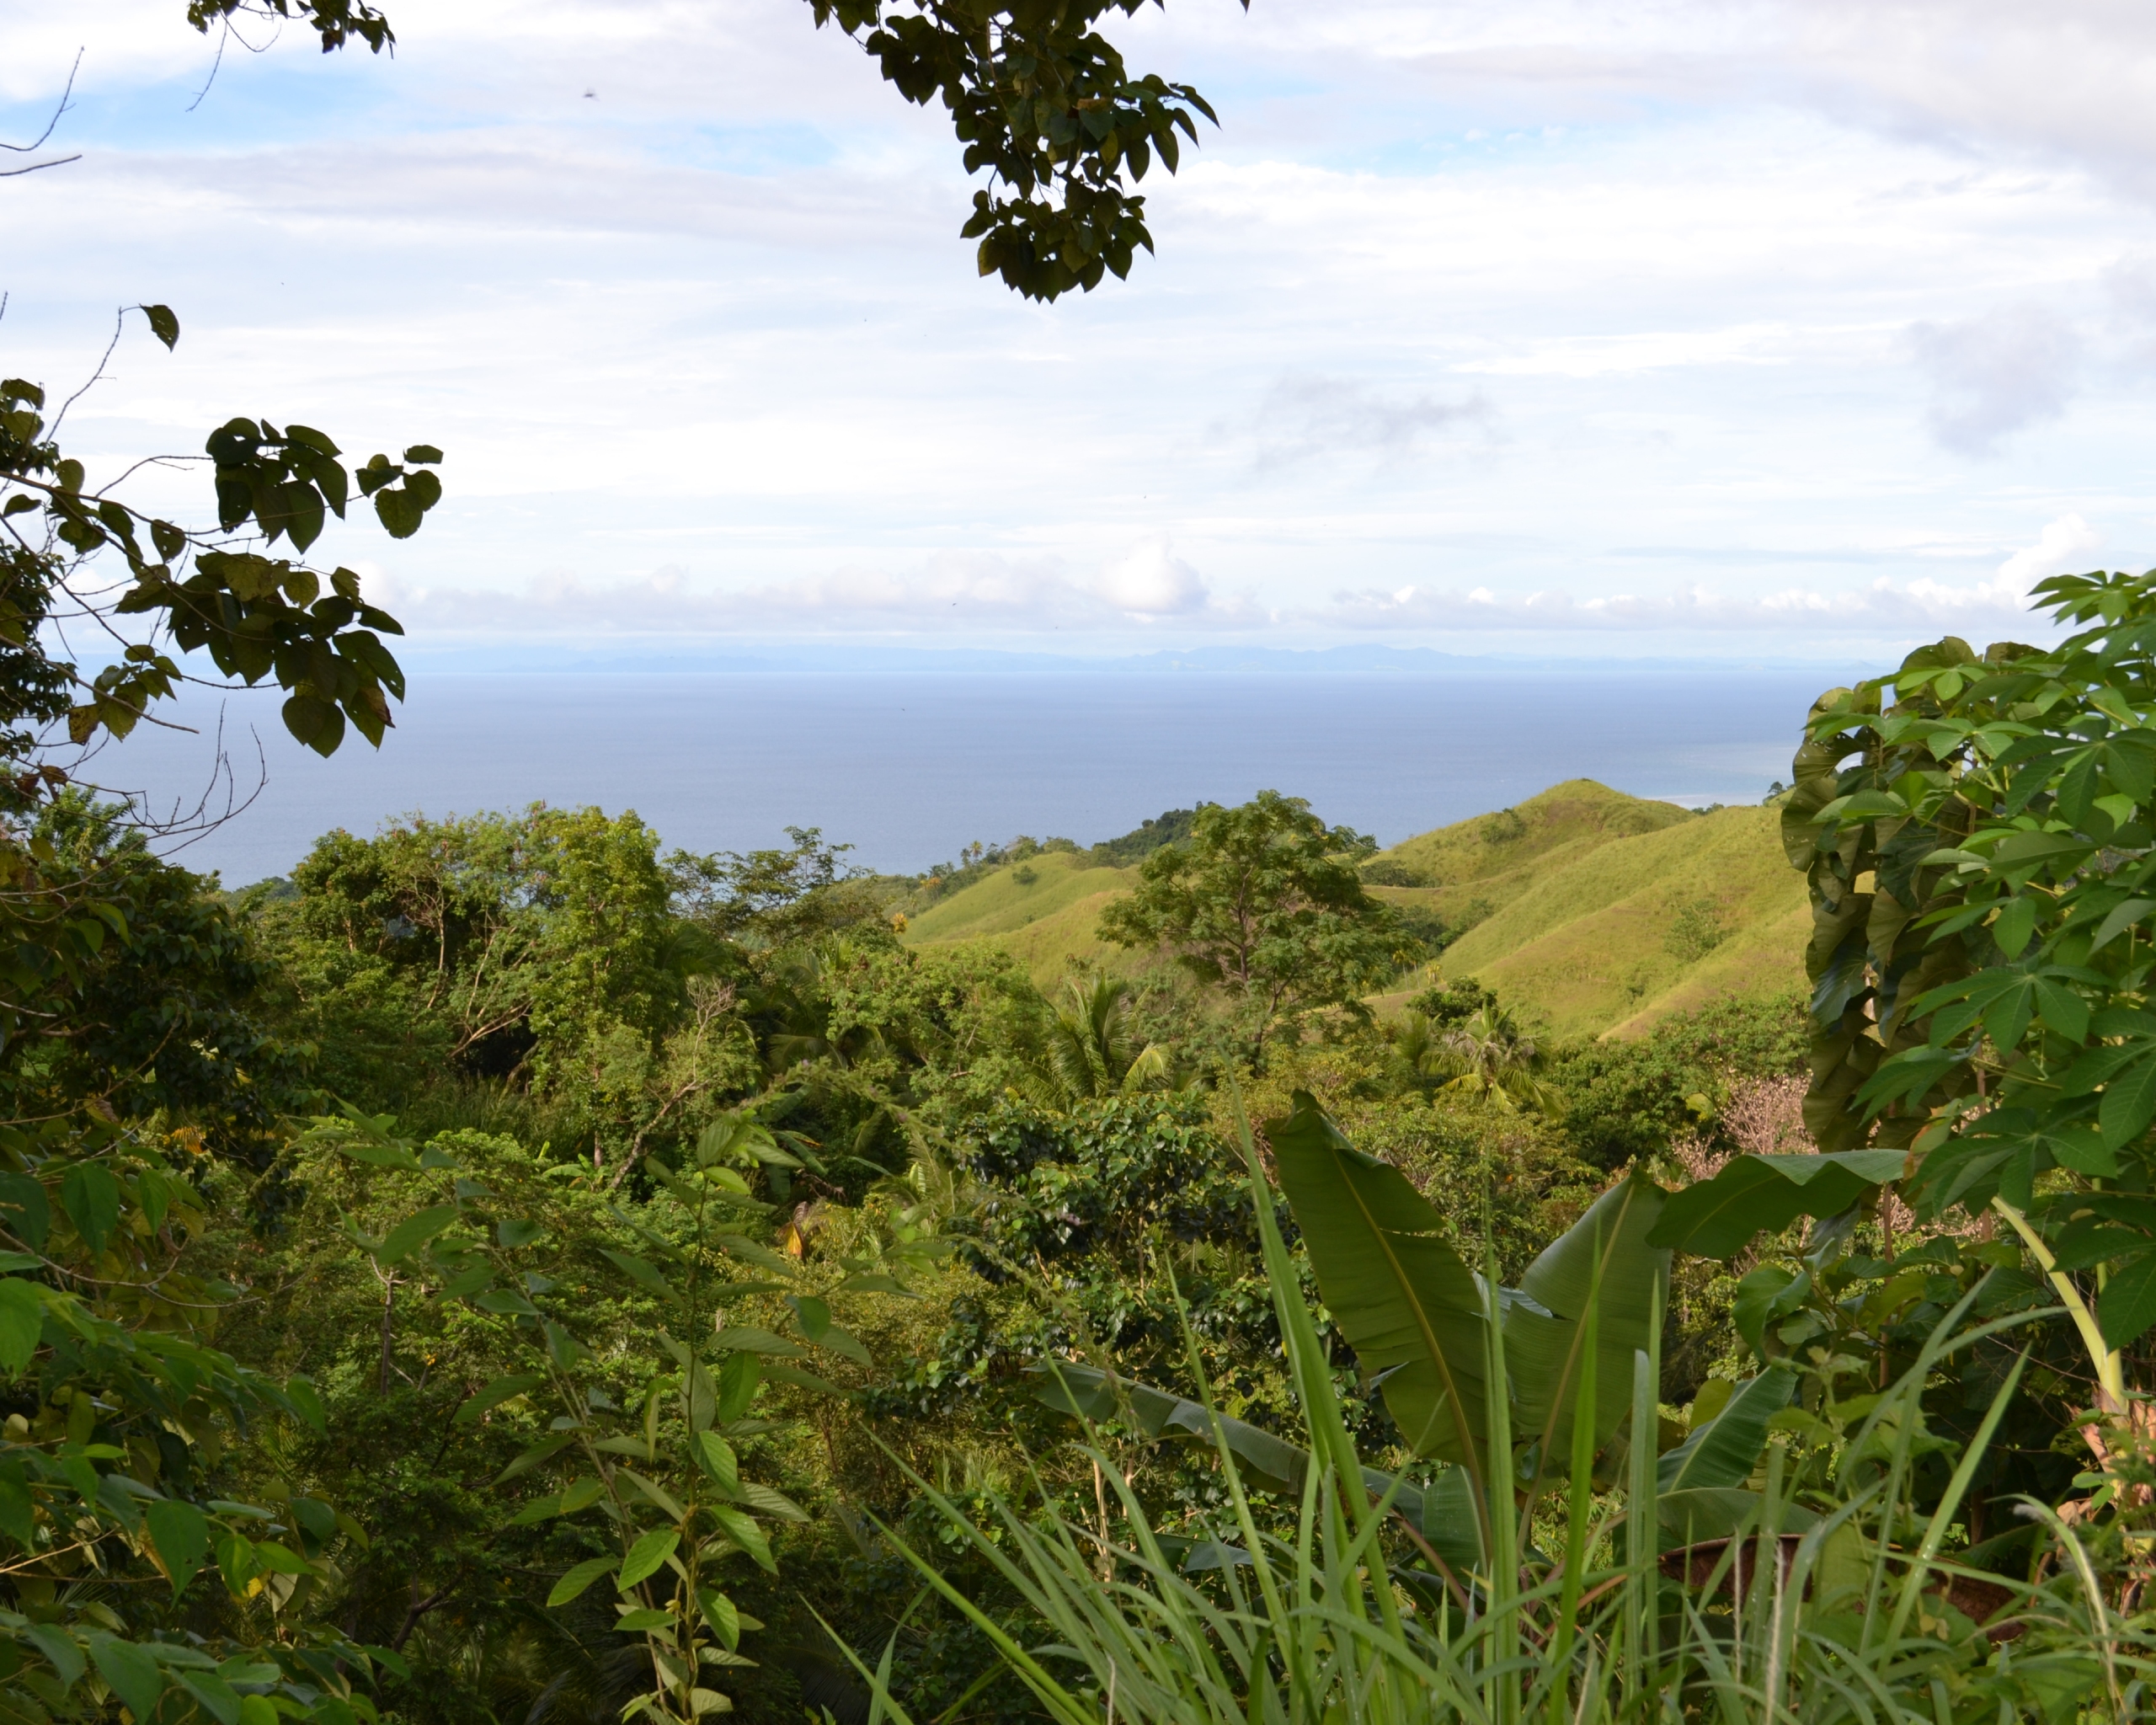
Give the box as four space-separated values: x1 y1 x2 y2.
88 665 1848 885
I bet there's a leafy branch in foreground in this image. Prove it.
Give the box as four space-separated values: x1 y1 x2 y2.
1785 571 2156 1440
805 0 1241 300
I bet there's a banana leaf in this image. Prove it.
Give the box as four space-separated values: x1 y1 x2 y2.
1027 1362 1486 1573
1657 1369 1795 1492
1657 1487 1818 1548
1508 1171 1669 1463
1267 1092 1492 1471
1646 1151 1908 1258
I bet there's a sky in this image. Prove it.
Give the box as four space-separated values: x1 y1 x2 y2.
4 0 2155 665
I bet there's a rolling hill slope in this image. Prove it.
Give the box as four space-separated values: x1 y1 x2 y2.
900 851 1147 982
902 782 1808 1035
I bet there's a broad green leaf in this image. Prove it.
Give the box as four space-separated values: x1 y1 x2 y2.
756 1361 841 1397
495 1434 576 1482
698 1588 740 1651
547 1556 616 1607
2100 1056 2156 1150
498 1218 545 1249
787 1294 830 1342
141 303 180 350
215 1534 257 1597
0 1278 44 1372
715 1234 795 1275
24 1623 83 1689
1508 1171 1668 1461
717 1351 760 1421
2092 898 2156 953
600 1247 671 1293
0 1172 51 1247
1732 1268 1807 1357
734 1480 809 1523
453 1373 546 1424
1267 1092 1490 1466
1992 895 2036 959
2100 1251 2156 1349
1647 1151 1908 1258
692 1432 740 1497
178 1672 241 1725
814 1324 871 1366
1657 1370 1796 1491
145 1498 210 1596
710 1508 773 1573
284 1380 325 1431
613 1608 672 1632
60 1163 119 1255
377 1204 458 1266
616 1469 686 1522
0 1466 33 1547
712 1327 803 1356
616 1527 680 1589
88 1633 163 1722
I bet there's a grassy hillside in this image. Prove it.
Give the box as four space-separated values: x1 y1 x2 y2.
1426 804 1806 1038
901 850 1142 983
905 782 1807 1033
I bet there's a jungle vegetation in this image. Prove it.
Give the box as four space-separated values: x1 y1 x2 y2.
9 3 2156 1722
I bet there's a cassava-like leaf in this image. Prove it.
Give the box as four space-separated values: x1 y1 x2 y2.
1646 1151 1908 1258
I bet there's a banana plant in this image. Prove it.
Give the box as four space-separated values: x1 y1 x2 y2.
1033 1093 1796 1577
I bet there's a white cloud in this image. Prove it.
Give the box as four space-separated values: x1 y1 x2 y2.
368 544 1254 636
1906 304 2082 455
1995 512 2103 588
1236 376 1495 472
1095 538 1211 617
8 0 2156 661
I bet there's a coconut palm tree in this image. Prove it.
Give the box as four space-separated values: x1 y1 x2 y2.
1033 973 1182 1105
1389 998 1558 1115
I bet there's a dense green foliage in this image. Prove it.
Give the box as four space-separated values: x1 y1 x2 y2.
13 5 2156 1719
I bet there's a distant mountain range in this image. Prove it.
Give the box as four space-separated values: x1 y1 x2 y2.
388 641 1877 679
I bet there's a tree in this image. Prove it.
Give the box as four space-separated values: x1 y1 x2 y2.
1037 971 1172 1103
1785 568 2156 1467
1421 999 1559 1116
1097 791 1405 1057
806 0 1243 301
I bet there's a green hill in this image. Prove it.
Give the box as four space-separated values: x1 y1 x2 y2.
1428 804 1806 1038
904 781 1807 1034
901 850 1145 983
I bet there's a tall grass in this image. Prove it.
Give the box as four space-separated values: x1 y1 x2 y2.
829 1114 2156 1722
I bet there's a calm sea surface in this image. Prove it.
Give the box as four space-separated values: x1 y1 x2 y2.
93 670 1842 884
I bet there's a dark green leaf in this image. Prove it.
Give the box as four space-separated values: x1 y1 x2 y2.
145 1499 210 1597
59 1162 119 1255
616 1528 679 1589
88 1633 162 1722
547 1557 615 1607
2100 1252 2156 1349
599 1248 670 1293
377 1204 459 1266
0 1278 43 1373
454 1373 547 1424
